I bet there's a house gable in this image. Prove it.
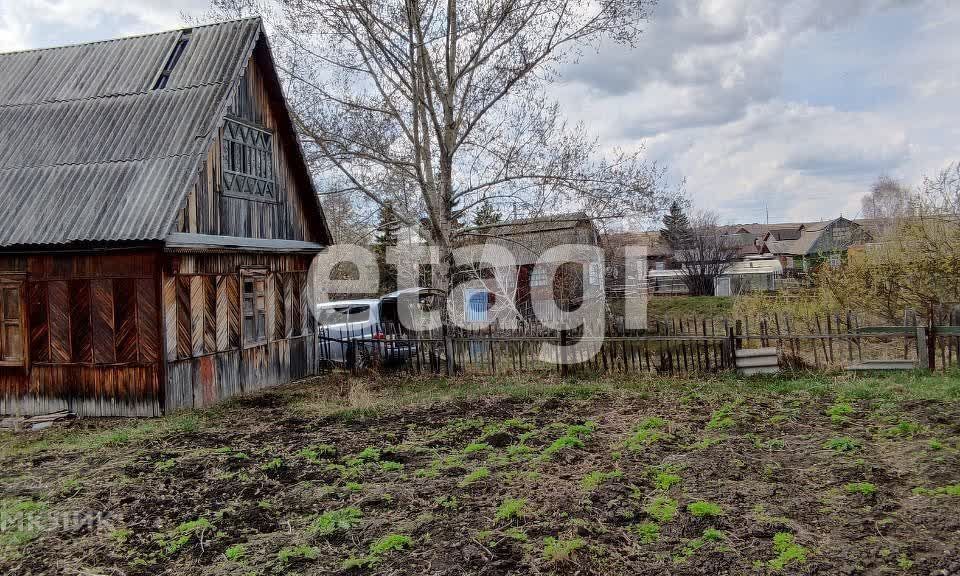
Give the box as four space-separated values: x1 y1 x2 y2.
173 36 330 245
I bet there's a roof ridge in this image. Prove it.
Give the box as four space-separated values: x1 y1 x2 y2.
0 16 261 57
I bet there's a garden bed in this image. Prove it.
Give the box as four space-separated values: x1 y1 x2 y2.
1 372 959 574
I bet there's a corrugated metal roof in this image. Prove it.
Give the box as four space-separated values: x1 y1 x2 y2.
0 18 261 247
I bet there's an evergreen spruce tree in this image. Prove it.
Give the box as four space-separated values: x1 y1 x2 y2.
660 201 692 250
473 200 503 226
372 201 401 293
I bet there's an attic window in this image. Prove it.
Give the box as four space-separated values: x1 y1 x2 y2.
153 29 192 90
222 119 276 199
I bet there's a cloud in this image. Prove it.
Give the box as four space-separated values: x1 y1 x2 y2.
0 0 207 51
644 102 912 222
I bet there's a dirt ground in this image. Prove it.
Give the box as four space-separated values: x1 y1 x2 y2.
2 372 960 575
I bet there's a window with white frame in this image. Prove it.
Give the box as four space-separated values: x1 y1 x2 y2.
529 267 549 287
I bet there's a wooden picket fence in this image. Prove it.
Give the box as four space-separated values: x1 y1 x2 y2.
317 311 960 377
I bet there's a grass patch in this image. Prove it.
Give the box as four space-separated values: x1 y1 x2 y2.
706 403 736 430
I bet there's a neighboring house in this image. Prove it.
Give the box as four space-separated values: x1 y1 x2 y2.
0 18 332 416
603 231 674 296
454 212 601 323
713 257 783 296
761 217 872 271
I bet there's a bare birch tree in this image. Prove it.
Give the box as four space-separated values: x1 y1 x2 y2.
201 0 671 290
673 211 739 296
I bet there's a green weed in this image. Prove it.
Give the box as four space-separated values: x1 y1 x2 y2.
224 544 246 561
277 545 319 564
370 534 413 555
581 470 623 491
309 507 363 537
844 482 877 496
632 522 660 544
824 437 861 453
626 417 671 450
646 496 679 523
706 403 736 430
495 498 527 522
459 467 491 487
687 501 723 518
542 537 585 563
826 402 854 424
768 532 807 570
156 518 214 556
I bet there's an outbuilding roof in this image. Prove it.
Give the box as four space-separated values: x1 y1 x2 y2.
0 18 321 248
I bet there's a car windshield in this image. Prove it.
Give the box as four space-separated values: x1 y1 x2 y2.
317 304 371 325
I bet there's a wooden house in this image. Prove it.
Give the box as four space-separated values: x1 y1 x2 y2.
0 18 332 416
455 213 601 323
760 217 871 271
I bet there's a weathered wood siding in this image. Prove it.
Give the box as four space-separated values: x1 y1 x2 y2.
162 253 319 411
175 50 321 243
0 253 163 416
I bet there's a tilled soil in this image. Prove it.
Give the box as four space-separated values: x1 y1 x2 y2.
2 377 960 575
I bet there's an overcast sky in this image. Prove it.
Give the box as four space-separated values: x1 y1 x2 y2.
2 0 956 225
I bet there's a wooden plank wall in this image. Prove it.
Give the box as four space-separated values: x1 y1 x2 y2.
163 253 319 411
175 52 320 243
0 253 163 417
